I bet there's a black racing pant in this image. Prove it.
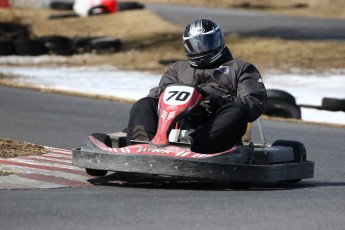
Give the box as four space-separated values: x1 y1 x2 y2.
126 97 249 153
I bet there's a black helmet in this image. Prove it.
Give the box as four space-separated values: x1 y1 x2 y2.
182 19 225 68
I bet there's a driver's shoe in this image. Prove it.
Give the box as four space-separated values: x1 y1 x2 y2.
132 125 150 142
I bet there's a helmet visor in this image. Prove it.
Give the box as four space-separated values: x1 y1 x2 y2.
183 32 222 57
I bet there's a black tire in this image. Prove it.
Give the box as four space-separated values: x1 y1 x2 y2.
91 37 122 54
0 39 16 56
48 13 78 20
88 6 110 15
85 168 108 177
0 22 30 41
50 2 74 10
272 140 307 183
265 99 302 119
321 97 345 112
118 1 145 11
267 89 297 105
272 140 307 163
39 35 75 56
84 133 114 177
72 36 100 54
13 39 48 56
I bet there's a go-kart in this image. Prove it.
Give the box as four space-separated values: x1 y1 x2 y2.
72 84 314 183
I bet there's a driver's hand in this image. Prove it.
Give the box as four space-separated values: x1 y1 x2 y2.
204 94 226 114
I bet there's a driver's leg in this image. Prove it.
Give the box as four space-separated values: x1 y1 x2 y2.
189 103 249 153
126 97 158 144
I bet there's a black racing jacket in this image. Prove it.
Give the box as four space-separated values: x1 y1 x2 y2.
148 50 267 122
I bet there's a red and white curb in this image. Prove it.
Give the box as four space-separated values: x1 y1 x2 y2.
0 147 93 190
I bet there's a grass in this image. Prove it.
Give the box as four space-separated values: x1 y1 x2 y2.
0 138 49 158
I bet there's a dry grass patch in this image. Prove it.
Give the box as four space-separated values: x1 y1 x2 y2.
0 8 181 41
0 138 49 158
226 36 345 73
0 171 13 176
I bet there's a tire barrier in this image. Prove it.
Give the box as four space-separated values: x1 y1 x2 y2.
0 22 30 41
267 89 296 105
39 35 75 56
0 39 15 56
13 39 48 56
265 89 302 119
73 36 99 54
0 35 122 56
90 37 122 54
48 13 79 20
50 2 74 10
266 89 345 119
118 1 145 11
321 97 345 112
265 98 302 119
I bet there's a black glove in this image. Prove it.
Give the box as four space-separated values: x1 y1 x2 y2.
204 94 226 114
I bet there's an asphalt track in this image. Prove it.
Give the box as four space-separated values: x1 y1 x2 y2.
147 3 345 40
1 86 345 230
1 4 345 230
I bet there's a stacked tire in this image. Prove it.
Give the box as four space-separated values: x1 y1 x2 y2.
39 35 74 56
13 39 48 56
73 36 122 54
0 40 16 56
89 37 122 54
321 98 345 112
0 35 122 56
118 1 145 11
265 89 302 119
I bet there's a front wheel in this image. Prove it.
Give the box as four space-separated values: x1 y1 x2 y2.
85 168 108 177
272 140 307 183
272 140 306 163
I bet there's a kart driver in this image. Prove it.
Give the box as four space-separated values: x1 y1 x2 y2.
126 19 267 153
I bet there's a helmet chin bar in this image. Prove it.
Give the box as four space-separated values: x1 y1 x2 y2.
188 48 224 68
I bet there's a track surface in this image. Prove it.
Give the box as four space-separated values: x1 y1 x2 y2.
1 5 345 230
147 3 345 40
1 86 345 230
